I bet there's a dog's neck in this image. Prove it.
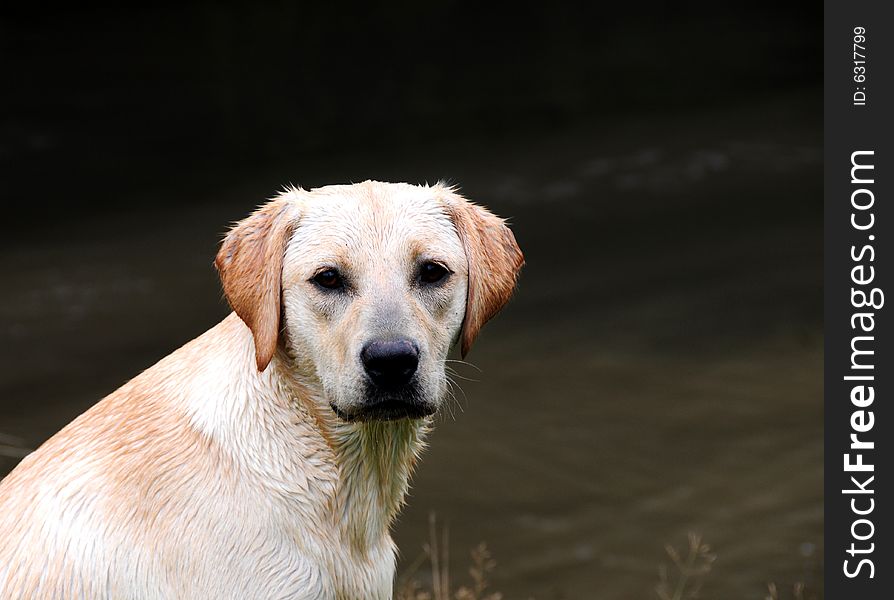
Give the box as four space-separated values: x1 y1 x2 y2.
267 346 429 554
328 419 428 551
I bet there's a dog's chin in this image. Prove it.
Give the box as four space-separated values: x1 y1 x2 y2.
330 390 436 423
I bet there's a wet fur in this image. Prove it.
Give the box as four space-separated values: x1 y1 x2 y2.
0 181 522 599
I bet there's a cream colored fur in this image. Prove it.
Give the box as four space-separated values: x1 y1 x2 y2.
0 181 523 599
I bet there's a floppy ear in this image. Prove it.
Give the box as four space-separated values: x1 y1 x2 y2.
445 194 524 357
214 197 297 372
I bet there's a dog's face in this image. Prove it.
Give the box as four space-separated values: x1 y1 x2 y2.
215 182 523 422
281 183 470 422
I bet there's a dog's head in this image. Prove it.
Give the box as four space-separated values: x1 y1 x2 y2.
215 181 523 422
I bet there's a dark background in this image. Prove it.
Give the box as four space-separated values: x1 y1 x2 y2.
2 4 820 229
1 4 822 599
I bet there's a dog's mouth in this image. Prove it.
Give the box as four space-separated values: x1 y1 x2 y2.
330 397 436 423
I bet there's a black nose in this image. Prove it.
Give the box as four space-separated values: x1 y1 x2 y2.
361 339 419 388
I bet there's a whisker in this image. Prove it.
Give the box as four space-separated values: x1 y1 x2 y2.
444 374 469 412
444 364 480 383
445 379 458 417
442 359 482 373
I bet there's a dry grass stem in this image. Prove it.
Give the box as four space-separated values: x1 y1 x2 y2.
655 533 716 600
396 513 502 600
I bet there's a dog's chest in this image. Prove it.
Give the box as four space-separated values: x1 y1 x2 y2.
233 535 396 600
327 540 397 600
155 517 396 600
203 487 397 600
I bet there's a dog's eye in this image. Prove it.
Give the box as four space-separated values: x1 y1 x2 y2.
418 261 450 285
312 269 344 290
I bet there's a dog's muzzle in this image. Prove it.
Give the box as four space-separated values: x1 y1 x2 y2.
330 338 436 422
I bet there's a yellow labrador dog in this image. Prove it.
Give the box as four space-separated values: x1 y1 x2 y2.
0 181 523 599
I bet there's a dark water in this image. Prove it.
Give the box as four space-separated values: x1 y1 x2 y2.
0 92 822 598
